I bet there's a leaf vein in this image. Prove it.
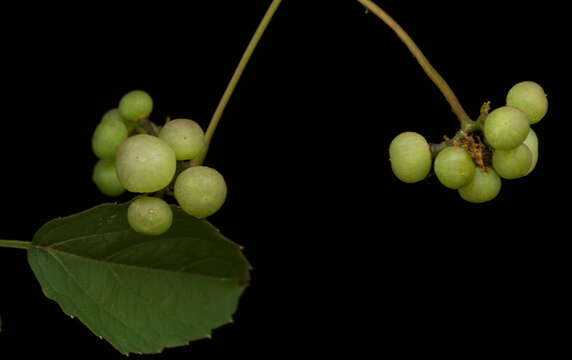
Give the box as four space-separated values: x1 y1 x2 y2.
47 229 132 249
106 265 208 338
45 250 151 348
37 246 248 285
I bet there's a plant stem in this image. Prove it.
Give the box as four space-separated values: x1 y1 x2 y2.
135 117 160 136
0 239 33 250
429 101 490 160
430 141 448 158
357 0 474 128
191 0 283 166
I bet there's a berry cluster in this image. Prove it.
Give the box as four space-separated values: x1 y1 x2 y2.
92 90 227 235
389 81 547 203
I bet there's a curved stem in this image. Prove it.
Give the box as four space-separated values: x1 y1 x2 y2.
191 0 283 166
0 239 33 250
357 0 474 128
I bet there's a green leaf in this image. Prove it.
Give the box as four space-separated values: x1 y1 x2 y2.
27 202 250 355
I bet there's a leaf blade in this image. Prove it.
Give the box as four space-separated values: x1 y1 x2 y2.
28 202 249 355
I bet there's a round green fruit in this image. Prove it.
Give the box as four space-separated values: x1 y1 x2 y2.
506 81 548 124
92 117 128 160
483 106 530 150
101 108 124 123
127 196 173 236
492 143 532 180
389 132 431 183
522 129 539 175
158 118 205 160
434 146 476 189
174 166 227 219
92 159 125 197
458 167 502 203
119 90 153 121
115 134 176 193
102 108 135 133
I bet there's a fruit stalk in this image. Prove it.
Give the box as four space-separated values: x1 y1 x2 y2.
191 0 283 166
429 101 490 157
357 0 474 128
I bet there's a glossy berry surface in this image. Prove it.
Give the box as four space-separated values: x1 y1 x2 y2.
115 134 177 193
102 108 135 133
506 81 548 124
434 146 476 189
92 160 125 197
483 106 530 150
458 167 502 203
492 143 532 180
127 196 173 236
174 166 227 219
119 90 154 122
522 129 539 175
389 132 432 183
158 118 205 160
92 118 128 160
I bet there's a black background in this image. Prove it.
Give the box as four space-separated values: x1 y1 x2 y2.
0 1 570 357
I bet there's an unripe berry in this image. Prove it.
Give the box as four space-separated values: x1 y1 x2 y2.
92 118 128 160
92 160 125 197
434 146 476 189
119 90 153 121
492 143 532 180
174 166 227 219
115 134 176 193
389 132 431 183
506 81 548 124
127 197 173 236
483 106 530 150
158 118 205 160
102 108 135 133
458 167 502 203
522 129 539 175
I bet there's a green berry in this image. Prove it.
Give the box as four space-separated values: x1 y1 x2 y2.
102 108 123 123
174 166 227 219
115 134 176 193
434 146 476 189
92 159 125 197
102 108 135 133
506 81 548 124
158 118 205 160
522 129 539 175
92 118 128 160
492 143 532 180
458 167 502 203
483 106 530 150
389 132 431 183
119 90 153 121
127 196 173 236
